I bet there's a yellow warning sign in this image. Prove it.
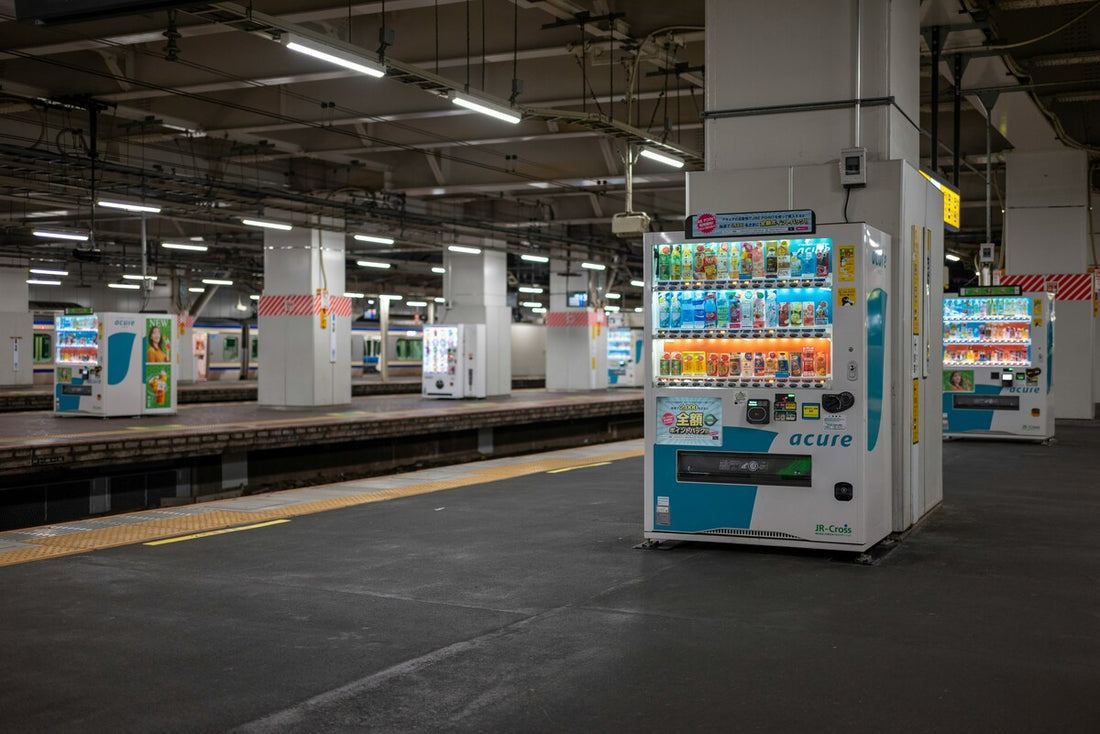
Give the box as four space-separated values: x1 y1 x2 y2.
837 245 856 283
837 287 857 308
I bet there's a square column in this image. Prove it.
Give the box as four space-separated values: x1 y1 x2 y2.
258 227 351 407
441 243 510 396
546 263 608 391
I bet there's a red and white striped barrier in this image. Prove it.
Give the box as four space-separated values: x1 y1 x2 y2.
546 310 606 328
258 294 353 317
997 273 1094 301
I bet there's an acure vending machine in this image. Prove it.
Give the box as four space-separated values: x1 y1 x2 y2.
607 326 643 387
422 324 487 399
942 286 1054 441
643 222 893 552
55 311 178 417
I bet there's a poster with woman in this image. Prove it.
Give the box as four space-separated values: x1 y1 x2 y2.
144 317 173 409
943 369 974 393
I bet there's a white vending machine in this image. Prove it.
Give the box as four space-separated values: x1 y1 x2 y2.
422 324 487 399
643 222 892 552
607 327 643 387
942 286 1054 441
54 311 178 417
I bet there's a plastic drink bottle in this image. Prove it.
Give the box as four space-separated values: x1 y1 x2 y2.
802 300 815 326
669 293 681 328
765 241 777 277
790 301 802 326
658 292 670 328
779 301 790 327
753 292 766 328
729 290 741 326
682 246 693 282
752 242 765 278
777 241 791 278
740 291 754 328
740 243 753 279
716 243 730 280
766 291 778 327
790 352 802 377
704 292 717 327
670 244 681 281
716 291 729 328
657 246 670 280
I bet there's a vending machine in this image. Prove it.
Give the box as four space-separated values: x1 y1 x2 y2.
941 286 1054 441
54 311 178 417
607 326 643 387
643 222 892 552
422 323 487 399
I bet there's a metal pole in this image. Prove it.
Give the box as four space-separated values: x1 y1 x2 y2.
953 54 962 187
854 0 861 148
625 143 634 213
930 26 941 174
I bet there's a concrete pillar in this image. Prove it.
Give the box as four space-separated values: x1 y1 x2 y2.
439 242 510 396
685 1 941 532
704 0 919 171
546 261 608 391
0 267 32 386
257 226 351 407
1003 149 1094 419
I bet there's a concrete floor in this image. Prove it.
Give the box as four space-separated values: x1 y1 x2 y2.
2 423 1099 733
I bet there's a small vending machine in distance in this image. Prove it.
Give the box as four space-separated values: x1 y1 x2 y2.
607 326 643 387
643 222 892 552
54 311 178 417
422 324 487 399
942 286 1054 441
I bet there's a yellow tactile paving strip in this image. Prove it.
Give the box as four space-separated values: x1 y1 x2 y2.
0 444 643 567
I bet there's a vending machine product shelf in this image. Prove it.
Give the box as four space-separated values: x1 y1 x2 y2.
643 224 892 552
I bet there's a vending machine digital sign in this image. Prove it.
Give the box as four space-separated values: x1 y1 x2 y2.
643 222 892 552
941 286 1054 441
422 324 487 399
54 311 178 417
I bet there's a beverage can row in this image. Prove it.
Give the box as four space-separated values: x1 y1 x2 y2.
654 240 831 282
659 346 829 378
656 290 831 330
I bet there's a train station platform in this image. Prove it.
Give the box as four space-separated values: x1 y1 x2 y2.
0 388 642 530
2 422 1099 732
0 376 548 412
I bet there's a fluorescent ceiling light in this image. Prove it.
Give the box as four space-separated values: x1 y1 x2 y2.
29 268 68 276
522 301 543 308
122 274 157 281
354 234 395 245
639 147 685 169
406 300 428 307
26 209 69 218
380 294 402 301
605 305 621 312
108 282 141 290
357 260 392 269
521 254 549 263
434 297 446 303
518 286 543 294
945 253 961 262
162 241 209 252
448 245 482 255
33 229 87 241
284 33 386 79
634 307 644 312
605 292 621 299
528 182 551 189
241 218 292 231
344 291 365 299
201 278 234 286
451 92 522 124
630 279 645 287
189 236 205 242
431 266 446 274
97 199 161 214
532 307 547 314
188 287 206 293
581 262 606 271
26 279 61 286
249 294 261 301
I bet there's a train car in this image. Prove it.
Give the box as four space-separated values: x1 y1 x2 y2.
351 322 423 377
195 320 256 381
31 315 55 385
